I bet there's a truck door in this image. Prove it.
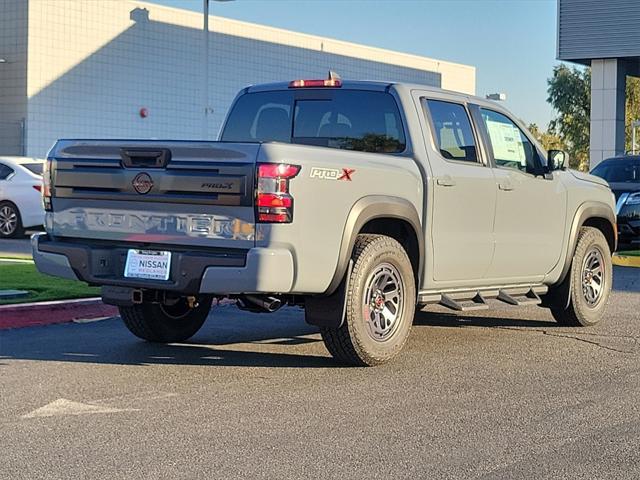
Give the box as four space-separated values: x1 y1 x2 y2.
420 97 497 284
474 107 567 280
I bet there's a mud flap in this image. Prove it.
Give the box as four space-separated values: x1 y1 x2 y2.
304 260 353 329
541 269 572 310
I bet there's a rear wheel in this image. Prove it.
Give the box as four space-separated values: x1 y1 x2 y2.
549 227 612 327
0 202 23 238
119 295 213 343
321 234 416 366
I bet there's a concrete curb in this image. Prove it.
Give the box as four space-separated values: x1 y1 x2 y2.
613 254 640 268
0 297 117 330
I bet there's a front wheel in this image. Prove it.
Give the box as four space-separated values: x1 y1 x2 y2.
321 234 416 366
119 295 213 343
549 227 612 327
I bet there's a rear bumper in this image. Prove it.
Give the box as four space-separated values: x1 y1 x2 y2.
199 248 294 294
31 234 79 280
31 233 295 295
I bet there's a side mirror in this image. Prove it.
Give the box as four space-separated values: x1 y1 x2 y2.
547 150 568 171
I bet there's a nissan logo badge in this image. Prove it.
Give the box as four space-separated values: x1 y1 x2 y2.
132 172 153 194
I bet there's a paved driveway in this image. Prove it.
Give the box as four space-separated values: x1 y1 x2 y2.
1 267 639 479
0 237 33 257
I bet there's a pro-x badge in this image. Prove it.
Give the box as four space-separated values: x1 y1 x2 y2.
309 167 355 181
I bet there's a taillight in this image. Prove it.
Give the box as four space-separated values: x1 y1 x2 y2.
256 163 300 223
32 185 41 192
42 158 52 211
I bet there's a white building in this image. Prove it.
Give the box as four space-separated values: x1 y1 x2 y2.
0 0 476 157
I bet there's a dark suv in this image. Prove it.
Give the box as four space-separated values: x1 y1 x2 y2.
591 156 640 249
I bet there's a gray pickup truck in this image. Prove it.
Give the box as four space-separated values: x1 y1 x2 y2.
33 76 617 366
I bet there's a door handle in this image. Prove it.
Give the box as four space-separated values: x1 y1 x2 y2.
498 181 514 191
436 175 456 187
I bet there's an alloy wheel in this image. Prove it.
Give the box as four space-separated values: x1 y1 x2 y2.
362 262 404 342
0 205 17 236
581 246 605 307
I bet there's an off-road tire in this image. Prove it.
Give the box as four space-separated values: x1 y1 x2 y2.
321 234 416 366
549 227 612 327
0 201 24 238
119 296 213 343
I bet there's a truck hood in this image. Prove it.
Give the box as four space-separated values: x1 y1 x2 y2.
569 169 610 188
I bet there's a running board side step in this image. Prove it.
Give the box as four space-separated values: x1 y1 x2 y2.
419 285 547 311
440 293 488 312
496 288 541 306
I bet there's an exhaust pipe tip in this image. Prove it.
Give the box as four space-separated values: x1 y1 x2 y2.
238 295 283 313
264 297 282 312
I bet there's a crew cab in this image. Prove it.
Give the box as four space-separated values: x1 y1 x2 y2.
33 76 617 366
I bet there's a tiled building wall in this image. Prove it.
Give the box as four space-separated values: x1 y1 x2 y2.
24 0 475 157
0 0 28 155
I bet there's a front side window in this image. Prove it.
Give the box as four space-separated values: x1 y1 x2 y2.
425 100 478 163
480 109 538 174
221 90 406 154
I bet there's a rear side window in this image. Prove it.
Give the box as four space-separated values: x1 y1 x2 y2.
22 163 43 176
0 163 14 180
221 90 406 154
425 100 478 162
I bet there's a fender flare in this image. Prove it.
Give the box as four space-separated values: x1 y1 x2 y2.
557 201 617 286
324 195 424 295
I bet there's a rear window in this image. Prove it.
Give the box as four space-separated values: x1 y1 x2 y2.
221 90 406 153
591 161 640 183
22 163 43 176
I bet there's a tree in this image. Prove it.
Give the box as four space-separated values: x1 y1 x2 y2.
547 64 591 170
625 76 640 153
528 123 566 152
547 64 640 170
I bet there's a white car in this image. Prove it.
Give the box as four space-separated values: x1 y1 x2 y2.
0 156 45 238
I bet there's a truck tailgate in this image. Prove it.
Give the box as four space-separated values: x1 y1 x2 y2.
48 140 258 249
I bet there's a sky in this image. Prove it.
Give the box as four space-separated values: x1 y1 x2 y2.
151 0 562 129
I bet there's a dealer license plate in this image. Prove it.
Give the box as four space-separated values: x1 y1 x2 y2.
124 250 172 281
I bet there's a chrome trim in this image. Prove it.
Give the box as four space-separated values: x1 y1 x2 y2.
616 192 630 214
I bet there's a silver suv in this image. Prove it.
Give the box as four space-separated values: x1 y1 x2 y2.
33 77 617 366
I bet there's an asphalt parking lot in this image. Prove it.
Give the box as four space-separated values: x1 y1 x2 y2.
0 237 35 257
1 267 639 479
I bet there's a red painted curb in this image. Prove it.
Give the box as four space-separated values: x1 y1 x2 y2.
0 298 117 330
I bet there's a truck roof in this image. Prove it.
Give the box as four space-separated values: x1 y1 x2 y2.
245 79 493 105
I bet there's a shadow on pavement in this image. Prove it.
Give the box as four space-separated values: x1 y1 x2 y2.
1 268 636 368
0 306 340 369
413 309 557 329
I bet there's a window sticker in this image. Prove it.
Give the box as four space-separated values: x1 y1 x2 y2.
486 120 526 166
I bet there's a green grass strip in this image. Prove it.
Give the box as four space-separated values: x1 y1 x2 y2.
0 263 99 305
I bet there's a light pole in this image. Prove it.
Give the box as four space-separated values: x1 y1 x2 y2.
203 0 234 139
